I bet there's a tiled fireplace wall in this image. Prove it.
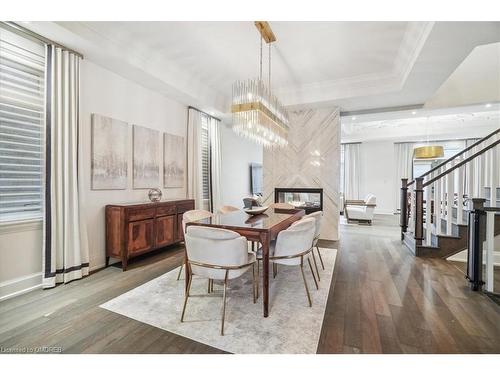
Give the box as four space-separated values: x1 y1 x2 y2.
263 107 340 240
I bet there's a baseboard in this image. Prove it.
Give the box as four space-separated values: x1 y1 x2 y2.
0 272 42 301
90 263 106 272
89 257 119 273
375 210 395 215
448 250 500 266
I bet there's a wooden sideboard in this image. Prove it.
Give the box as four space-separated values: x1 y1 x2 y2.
105 199 195 271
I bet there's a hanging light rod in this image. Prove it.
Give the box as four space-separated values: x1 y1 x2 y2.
254 21 276 43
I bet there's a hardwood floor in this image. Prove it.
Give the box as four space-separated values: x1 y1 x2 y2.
318 215 500 353
1 214 499 354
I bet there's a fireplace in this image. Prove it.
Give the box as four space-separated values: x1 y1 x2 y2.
274 188 323 214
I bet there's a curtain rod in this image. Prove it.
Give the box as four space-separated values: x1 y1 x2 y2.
341 142 362 145
393 137 480 144
0 22 84 59
188 106 221 122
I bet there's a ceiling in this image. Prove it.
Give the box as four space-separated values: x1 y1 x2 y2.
341 103 500 142
24 21 500 116
77 21 410 92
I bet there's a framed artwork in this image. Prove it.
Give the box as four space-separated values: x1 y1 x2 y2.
163 133 185 188
91 114 128 190
133 124 160 189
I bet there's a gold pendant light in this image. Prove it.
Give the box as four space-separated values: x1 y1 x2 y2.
231 21 289 148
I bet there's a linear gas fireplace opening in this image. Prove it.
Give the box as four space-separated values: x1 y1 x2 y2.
274 188 323 214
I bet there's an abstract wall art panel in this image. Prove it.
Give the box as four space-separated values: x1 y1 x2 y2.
163 133 185 188
133 125 160 189
91 114 128 190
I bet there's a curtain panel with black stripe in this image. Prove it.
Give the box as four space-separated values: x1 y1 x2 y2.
43 44 89 288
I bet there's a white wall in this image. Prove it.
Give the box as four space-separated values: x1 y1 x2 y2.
219 123 263 208
0 221 43 300
425 42 500 109
80 60 188 270
358 141 396 215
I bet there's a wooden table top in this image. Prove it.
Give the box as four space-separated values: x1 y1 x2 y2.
186 208 304 232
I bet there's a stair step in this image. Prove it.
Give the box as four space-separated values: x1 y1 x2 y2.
436 234 461 239
403 207 499 258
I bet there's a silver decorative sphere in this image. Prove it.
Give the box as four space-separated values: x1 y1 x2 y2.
148 188 162 202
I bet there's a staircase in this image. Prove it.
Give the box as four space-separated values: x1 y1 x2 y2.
400 128 500 258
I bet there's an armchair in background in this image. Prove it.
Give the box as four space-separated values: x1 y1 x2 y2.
344 194 377 225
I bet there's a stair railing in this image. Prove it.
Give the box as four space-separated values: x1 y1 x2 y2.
401 129 500 247
465 198 500 293
406 127 500 187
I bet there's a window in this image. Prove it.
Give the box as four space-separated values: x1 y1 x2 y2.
200 114 211 208
250 163 263 196
340 144 345 194
0 28 46 222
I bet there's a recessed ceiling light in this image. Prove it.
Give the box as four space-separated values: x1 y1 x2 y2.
411 111 417 115
485 103 492 108
352 116 356 121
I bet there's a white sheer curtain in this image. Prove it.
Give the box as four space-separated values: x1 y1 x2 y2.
343 143 361 200
208 117 222 212
43 45 89 288
186 108 222 212
186 108 204 209
394 142 415 211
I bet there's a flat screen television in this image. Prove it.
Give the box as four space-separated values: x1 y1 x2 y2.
250 163 263 196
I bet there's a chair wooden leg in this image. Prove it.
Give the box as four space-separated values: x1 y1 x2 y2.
300 257 312 307
176 264 183 280
316 246 325 270
221 270 229 336
311 250 321 281
210 279 214 293
256 260 260 300
180 273 192 322
252 263 257 304
273 262 277 278
307 257 319 290
207 279 211 293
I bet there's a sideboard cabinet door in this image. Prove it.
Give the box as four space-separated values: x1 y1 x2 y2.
156 215 175 247
128 219 154 254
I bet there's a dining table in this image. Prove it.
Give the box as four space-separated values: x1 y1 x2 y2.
184 207 305 317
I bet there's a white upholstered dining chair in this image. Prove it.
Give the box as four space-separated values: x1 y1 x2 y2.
256 217 317 307
181 226 257 335
218 205 240 214
294 211 325 279
177 209 214 280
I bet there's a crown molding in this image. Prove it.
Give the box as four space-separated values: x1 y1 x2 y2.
276 22 434 107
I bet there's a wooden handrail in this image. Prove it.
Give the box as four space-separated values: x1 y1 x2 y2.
484 207 500 212
423 138 500 187
407 127 500 186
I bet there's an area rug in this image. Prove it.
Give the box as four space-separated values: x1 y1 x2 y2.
100 248 337 354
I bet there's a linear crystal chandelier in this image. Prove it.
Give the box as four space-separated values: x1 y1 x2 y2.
231 21 289 148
